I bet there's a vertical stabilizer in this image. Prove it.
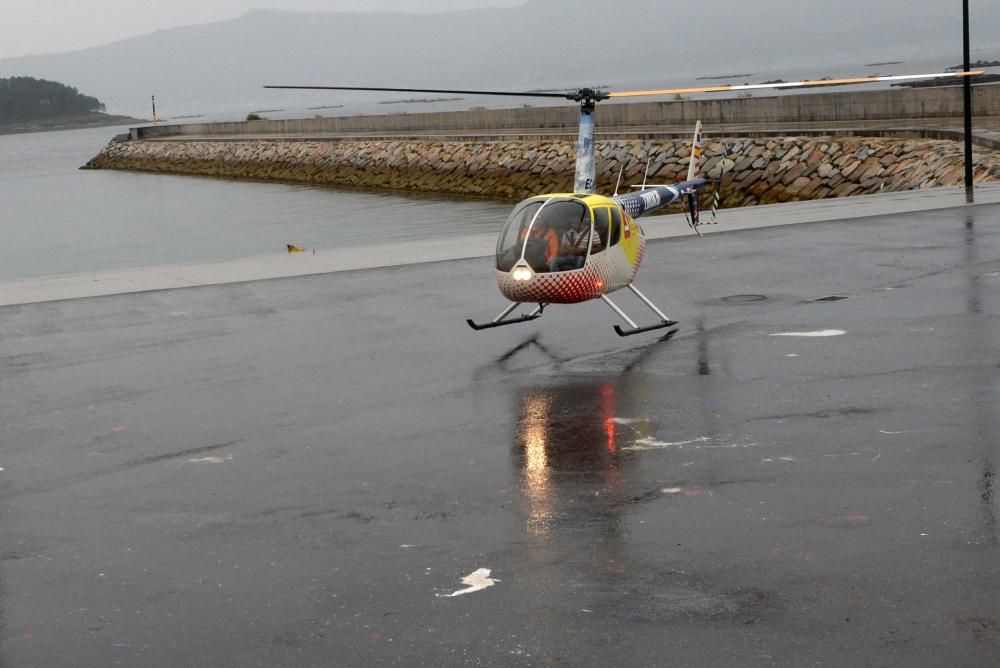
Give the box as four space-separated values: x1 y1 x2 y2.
686 120 704 181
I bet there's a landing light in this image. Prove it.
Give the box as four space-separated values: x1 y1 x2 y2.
512 266 534 282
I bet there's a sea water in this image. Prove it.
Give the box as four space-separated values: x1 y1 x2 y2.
0 126 511 281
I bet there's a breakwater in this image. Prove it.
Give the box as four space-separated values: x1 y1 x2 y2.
84 135 1000 206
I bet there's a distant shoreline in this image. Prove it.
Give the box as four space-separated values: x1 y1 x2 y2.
0 113 145 136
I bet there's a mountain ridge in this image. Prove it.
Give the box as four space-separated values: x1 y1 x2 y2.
0 2 995 119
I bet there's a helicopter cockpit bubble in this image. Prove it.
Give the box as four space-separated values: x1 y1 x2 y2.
496 198 590 273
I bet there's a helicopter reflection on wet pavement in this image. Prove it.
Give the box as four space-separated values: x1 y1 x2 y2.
499 328 707 546
514 382 626 536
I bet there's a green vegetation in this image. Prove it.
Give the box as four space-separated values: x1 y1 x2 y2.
246 113 265 121
0 76 105 124
0 76 140 133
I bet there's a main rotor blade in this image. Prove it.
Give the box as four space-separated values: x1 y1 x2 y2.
263 85 572 99
608 70 984 98
265 71 984 103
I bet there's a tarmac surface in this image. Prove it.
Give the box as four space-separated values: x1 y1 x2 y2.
2 200 1000 666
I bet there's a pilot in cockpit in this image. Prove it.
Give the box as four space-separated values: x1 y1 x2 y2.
520 219 559 271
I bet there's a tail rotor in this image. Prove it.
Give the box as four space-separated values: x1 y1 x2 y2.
707 142 731 227
685 140 730 235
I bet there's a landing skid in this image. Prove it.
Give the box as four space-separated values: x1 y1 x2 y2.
467 302 545 331
602 284 677 337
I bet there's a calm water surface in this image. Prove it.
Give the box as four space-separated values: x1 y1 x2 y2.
0 126 511 281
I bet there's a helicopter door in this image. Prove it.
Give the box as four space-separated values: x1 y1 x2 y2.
545 200 592 272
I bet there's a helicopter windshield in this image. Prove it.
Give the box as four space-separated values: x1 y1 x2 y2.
496 198 589 272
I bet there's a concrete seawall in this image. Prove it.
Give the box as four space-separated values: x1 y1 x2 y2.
84 134 1000 205
133 85 1000 139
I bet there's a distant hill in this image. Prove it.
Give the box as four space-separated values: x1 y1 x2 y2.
0 1 996 120
0 76 140 133
0 76 104 121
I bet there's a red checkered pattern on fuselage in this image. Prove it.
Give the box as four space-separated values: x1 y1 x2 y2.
497 249 637 304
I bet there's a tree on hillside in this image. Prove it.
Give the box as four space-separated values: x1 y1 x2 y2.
0 76 106 124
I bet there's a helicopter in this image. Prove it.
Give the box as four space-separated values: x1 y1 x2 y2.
265 70 982 336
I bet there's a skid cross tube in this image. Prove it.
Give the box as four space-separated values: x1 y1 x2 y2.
467 302 545 331
602 284 677 337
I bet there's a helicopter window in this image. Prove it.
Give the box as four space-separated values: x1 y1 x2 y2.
544 200 595 272
535 199 588 235
609 207 622 246
496 199 544 271
496 198 591 273
592 208 610 253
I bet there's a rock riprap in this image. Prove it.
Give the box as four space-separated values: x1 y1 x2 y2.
83 136 1000 205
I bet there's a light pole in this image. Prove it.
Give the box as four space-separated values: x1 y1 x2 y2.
963 0 974 203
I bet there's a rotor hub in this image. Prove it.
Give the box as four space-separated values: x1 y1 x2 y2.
567 88 607 113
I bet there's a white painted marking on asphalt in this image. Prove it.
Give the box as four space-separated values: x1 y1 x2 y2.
622 436 712 451
437 568 499 598
187 455 233 464
771 330 846 337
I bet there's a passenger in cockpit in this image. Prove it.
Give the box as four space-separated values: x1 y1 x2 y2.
549 211 600 272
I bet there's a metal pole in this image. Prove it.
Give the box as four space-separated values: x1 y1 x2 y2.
963 0 974 203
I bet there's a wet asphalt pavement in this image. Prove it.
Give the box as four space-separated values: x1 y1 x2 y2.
2 203 999 666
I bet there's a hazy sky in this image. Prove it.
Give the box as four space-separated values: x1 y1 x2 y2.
0 0 526 58
3 0 997 63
